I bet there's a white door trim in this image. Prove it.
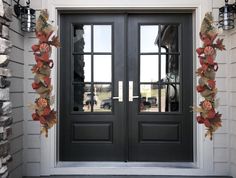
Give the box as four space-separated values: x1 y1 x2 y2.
40 0 215 176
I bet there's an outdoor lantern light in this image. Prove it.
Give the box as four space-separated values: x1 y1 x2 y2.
14 0 36 32
219 0 236 30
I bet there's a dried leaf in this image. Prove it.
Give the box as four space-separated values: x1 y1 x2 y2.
50 35 61 47
215 38 226 50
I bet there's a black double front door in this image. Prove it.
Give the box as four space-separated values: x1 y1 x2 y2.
60 12 193 162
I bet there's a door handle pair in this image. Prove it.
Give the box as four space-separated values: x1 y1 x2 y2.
112 81 139 102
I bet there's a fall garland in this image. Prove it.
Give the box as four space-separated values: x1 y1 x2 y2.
195 13 225 140
31 10 60 137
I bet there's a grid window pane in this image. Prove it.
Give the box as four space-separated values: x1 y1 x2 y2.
94 25 112 52
93 84 112 112
73 84 92 112
140 55 159 82
94 55 112 82
74 55 91 82
140 25 159 53
140 84 159 112
160 84 180 112
74 25 91 53
161 55 180 83
160 25 179 53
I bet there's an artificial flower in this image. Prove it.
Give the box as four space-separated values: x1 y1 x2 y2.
202 100 213 111
37 98 48 108
204 46 215 56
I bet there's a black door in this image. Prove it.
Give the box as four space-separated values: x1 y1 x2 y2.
60 12 193 162
59 14 126 161
128 14 193 161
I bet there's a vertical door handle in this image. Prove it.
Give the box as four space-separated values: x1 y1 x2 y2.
129 81 139 101
112 81 123 102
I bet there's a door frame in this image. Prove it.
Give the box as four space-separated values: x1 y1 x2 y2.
40 0 215 176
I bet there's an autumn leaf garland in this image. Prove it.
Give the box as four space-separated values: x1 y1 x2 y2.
31 10 60 137
194 13 225 140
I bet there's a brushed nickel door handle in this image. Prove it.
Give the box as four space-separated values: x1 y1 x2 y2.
129 81 139 101
112 81 123 102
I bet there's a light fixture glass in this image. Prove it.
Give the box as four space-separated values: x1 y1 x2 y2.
219 0 235 30
14 0 36 32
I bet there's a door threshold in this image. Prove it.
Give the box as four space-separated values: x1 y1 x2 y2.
57 161 196 169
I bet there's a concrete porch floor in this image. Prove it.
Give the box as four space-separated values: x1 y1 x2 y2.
23 176 233 178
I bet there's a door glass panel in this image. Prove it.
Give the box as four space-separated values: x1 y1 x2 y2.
93 84 112 112
160 84 180 112
74 25 91 53
140 25 159 53
161 54 180 82
94 25 112 52
73 84 92 112
140 84 159 112
71 24 113 113
74 55 91 82
161 55 180 83
94 55 112 82
139 24 181 113
140 55 158 82
160 25 179 53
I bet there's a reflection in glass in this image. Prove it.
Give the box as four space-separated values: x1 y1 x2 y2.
74 55 91 82
161 84 180 112
73 84 91 112
94 55 112 82
160 55 179 82
93 84 112 112
160 54 166 81
140 55 158 82
139 84 180 112
140 84 159 112
74 25 91 53
160 25 178 53
161 47 167 53
140 25 159 53
94 25 112 52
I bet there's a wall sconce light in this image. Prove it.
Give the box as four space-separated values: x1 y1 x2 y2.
14 0 36 32
219 0 236 30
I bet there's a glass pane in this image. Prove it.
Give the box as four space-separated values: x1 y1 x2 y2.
93 84 112 112
140 55 158 82
140 25 159 53
140 84 159 112
160 84 180 112
94 25 112 52
161 55 179 82
74 55 91 82
73 84 91 112
94 55 112 82
160 25 179 53
74 25 91 53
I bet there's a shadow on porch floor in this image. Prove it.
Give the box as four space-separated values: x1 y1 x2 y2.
23 176 233 178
